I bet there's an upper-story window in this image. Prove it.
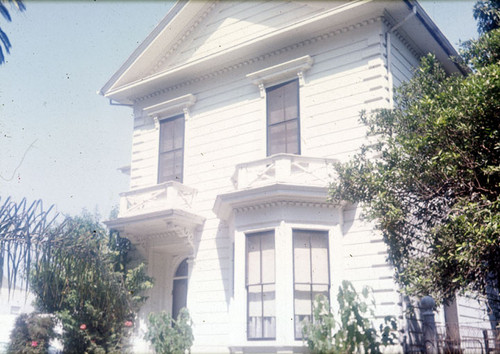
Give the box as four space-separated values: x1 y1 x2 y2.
158 114 185 183
267 79 300 156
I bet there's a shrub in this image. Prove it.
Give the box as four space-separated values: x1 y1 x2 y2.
146 308 194 354
30 214 153 353
8 313 55 354
302 280 398 354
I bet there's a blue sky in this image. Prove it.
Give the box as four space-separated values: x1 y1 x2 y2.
0 1 478 218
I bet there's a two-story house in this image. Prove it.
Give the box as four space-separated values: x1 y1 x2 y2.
101 1 491 352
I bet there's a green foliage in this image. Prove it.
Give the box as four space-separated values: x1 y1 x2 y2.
474 0 500 34
8 313 55 354
146 309 194 354
329 26 500 301
302 281 397 354
29 213 153 353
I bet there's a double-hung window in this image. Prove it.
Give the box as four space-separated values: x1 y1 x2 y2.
293 230 330 339
267 79 300 156
158 114 184 183
246 231 276 340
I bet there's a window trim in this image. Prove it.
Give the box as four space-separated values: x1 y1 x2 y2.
266 79 301 156
158 114 185 184
246 55 313 97
292 229 331 340
245 230 276 341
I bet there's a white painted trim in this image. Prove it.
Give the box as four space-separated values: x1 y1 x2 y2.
143 94 196 120
246 55 313 97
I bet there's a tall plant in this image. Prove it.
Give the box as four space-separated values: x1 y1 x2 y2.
146 308 194 354
29 213 153 353
302 280 397 354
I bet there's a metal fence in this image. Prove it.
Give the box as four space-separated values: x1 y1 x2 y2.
405 327 500 353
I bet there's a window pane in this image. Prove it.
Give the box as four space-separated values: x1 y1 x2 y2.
159 151 175 182
262 284 275 317
294 232 311 283
294 283 312 340
285 120 299 154
246 236 261 285
173 117 184 149
262 284 276 338
172 278 187 319
248 285 262 317
268 86 284 125
248 284 263 339
174 150 183 181
160 120 174 152
312 284 329 303
175 259 188 277
284 80 298 120
294 283 312 316
311 233 329 284
261 235 275 284
269 123 286 155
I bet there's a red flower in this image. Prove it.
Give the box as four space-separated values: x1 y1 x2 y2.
80 324 87 330
31 341 38 347
124 320 133 327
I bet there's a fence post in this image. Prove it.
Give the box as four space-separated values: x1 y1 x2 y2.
483 329 490 353
421 296 439 353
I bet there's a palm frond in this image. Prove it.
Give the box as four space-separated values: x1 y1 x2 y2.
0 3 12 22
0 27 11 53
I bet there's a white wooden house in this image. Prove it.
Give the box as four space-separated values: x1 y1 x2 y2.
100 1 491 352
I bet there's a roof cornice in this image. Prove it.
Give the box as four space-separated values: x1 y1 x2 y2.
114 16 384 104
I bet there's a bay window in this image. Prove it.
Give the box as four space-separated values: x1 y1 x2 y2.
246 231 276 340
293 229 330 339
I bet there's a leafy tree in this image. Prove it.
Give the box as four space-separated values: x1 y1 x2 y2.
302 281 397 354
29 213 153 353
0 0 25 64
329 12 500 306
146 308 194 354
474 0 500 34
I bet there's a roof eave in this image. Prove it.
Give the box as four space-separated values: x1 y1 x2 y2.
98 1 188 97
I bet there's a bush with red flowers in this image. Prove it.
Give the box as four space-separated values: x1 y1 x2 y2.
29 213 153 353
7 313 55 354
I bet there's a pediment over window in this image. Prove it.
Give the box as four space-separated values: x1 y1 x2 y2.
246 55 313 97
144 94 196 119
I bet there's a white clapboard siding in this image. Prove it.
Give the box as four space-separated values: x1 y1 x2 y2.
123 5 425 350
390 32 420 88
457 295 492 328
157 1 337 73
